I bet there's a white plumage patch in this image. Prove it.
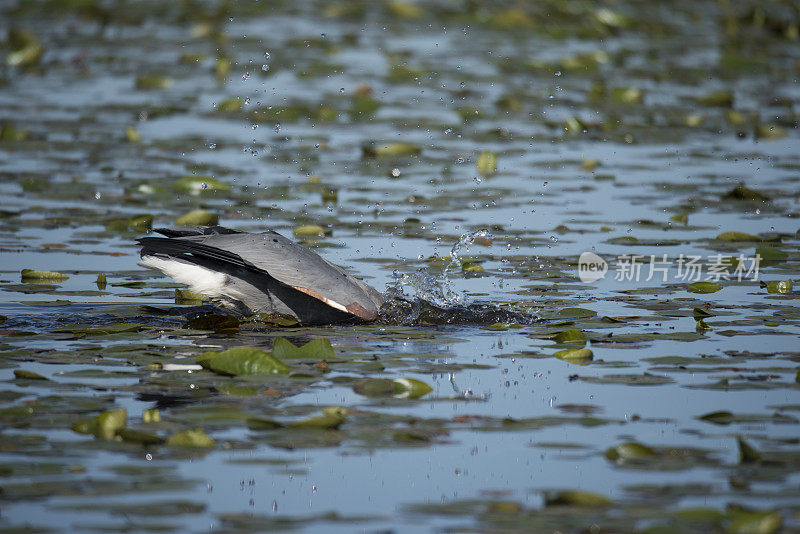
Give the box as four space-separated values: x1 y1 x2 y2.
139 255 229 298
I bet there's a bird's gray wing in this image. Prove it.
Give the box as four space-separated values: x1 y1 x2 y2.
140 230 383 320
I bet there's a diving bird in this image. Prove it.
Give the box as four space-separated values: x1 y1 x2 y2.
137 226 385 324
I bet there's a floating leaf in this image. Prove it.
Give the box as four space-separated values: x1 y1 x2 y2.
695 90 733 107
173 176 231 195
175 209 219 226
461 261 484 272
197 347 289 376
293 225 326 238
687 282 722 294
136 74 174 90
725 185 770 202
716 232 760 242
143 408 161 423
737 436 760 464
6 29 43 68
605 442 657 461
476 151 498 176
175 288 207 304
272 337 335 361
555 348 593 364
392 378 433 399
289 413 345 430
128 214 153 232
485 322 522 331
552 329 587 344
255 313 300 327
761 280 792 294
670 214 688 224
72 409 127 440
756 124 787 141
247 417 283 430
388 1 423 18
692 307 713 320
166 428 215 448
727 509 782 534
353 377 432 399
611 86 643 104
116 429 165 445
96 273 107 290
217 97 243 112
755 248 788 262
13 370 48 380
558 308 597 318
54 323 145 336
544 490 613 507
125 126 141 142
21 269 68 282
362 142 421 158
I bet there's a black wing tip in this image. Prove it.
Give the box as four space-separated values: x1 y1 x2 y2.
151 226 245 238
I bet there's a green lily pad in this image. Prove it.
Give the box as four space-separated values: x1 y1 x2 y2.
362 142 422 158
272 337 335 361
605 442 657 461
166 428 215 448
727 509 782 534
716 232 760 242
755 247 788 262
197 347 289 376
392 378 434 399
476 151 498 176
72 409 127 440
552 329 587 344
555 348 593 364
13 369 48 380
737 437 761 464
53 323 146 336
173 176 231 195
353 378 433 399
687 282 722 294
558 308 597 318
21 269 68 282
175 209 219 226
544 490 613 507
761 280 792 294
289 413 345 430
293 225 326 238
116 428 165 445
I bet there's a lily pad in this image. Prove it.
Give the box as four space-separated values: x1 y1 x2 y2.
166 428 215 448
21 269 68 282
687 282 722 294
272 337 335 361
197 347 289 376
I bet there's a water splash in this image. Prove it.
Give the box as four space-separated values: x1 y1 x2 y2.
388 229 491 308
381 229 537 326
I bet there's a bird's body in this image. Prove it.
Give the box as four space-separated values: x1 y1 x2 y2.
137 226 384 324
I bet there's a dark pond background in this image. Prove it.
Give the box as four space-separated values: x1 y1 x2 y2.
1 0 799 532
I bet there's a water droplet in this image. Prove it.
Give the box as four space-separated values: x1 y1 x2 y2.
208 143 217 150
201 182 208 190
549 236 558 242
391 168 401 177
264 52 271 60
261 64 270 72
473 176 482 184
555 70 562 76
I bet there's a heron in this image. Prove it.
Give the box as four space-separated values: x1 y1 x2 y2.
137 226 384 325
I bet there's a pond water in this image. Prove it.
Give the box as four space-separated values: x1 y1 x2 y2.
1 1 799 532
